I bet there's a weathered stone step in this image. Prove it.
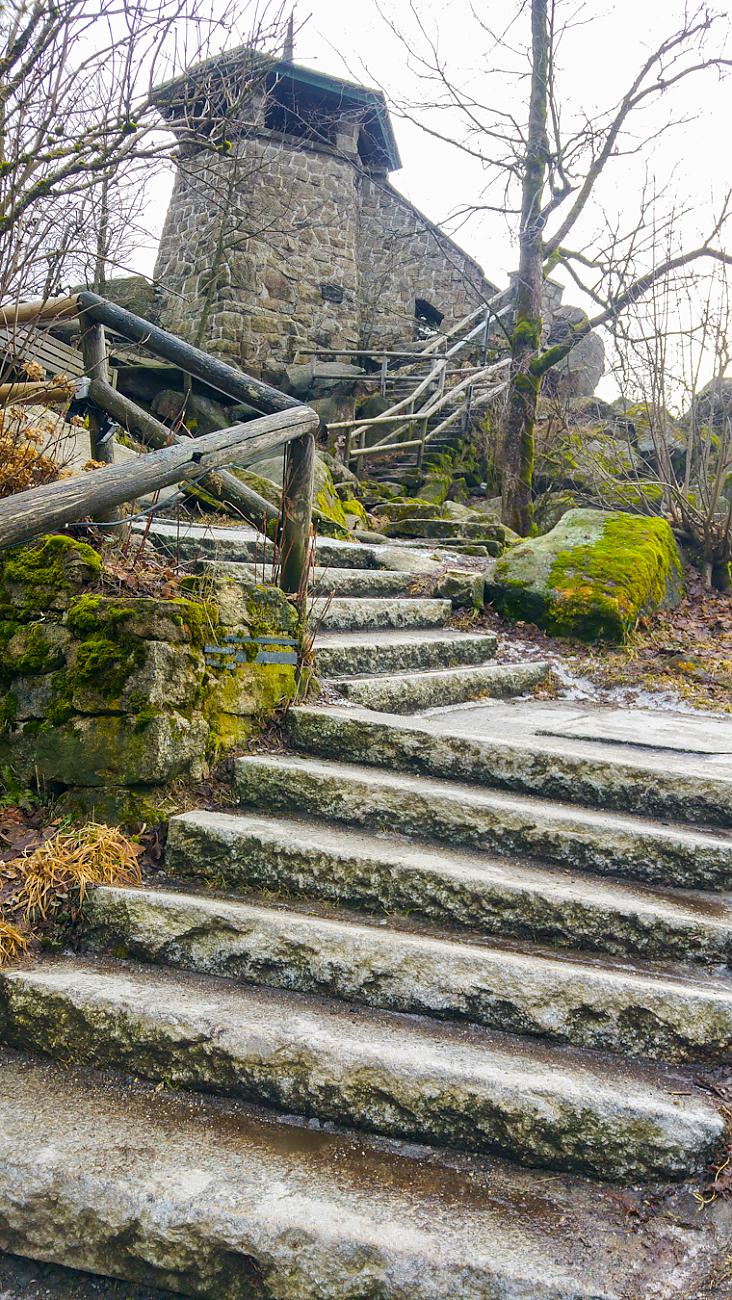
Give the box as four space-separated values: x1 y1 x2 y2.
0 958 722 1182
234 755 732 891
287 705 732 827
310 596 451 632
83 884 732 1064
166 812 732 967
334 661 550 712
5 1050 715 1300
315 628 498 676
199 559 418 596
139 520 414 572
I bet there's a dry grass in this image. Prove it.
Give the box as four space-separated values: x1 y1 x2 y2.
0 822 142 966
0 919 29 965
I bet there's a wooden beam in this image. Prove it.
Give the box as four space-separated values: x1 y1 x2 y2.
0 406 318 552
88 378 278 527
0 295 80 328
78 291 302 416
80 315 114 465
0 381 74 405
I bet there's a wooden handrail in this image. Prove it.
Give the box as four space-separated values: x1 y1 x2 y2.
0 406 318 555
0 291 320 597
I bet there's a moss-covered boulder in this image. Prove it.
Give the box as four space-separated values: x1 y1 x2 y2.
487 508 684 642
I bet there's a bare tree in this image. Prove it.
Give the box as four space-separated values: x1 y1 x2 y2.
0 0 289 307
379 1 732 533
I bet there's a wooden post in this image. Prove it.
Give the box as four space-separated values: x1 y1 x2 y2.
79 313 114 464
279 430 315 597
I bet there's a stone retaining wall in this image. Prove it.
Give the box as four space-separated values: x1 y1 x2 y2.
0 536 299 819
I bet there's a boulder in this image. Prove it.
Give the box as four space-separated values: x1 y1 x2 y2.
435 569 485 610
244 451 357 537
487 508 684 642
543 306 605 399
691 377 732 431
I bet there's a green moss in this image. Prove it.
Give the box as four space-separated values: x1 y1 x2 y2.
66 594 216 648
9 622 66 676
0 691 17 734
1 536 101 606
492 509 684 643
512 318 542 350
546 515 683 640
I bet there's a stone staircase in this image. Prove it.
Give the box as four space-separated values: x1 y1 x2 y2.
1 520 732 1297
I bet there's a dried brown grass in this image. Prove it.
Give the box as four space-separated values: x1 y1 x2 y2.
0 822 142 966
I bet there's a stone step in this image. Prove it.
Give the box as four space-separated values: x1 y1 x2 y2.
233 754 732 892
138 521 403 572
83 884 732 1064
199 559 418 596
310 596 451 632
166 811 732 967
334 661 550 712
287 704 732 828
0 958 721 1182
5 1050 717 1300
315 628 498 676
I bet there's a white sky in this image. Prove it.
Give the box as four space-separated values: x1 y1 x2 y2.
135 0 732 397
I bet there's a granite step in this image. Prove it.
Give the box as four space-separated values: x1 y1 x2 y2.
165 811 732 967
233 754 732 891
3 1049 718 1300
286 704 732 827
314 628 498 676
0 958 722 1182
333 661 550 711
198 560 418 596
83 884 732 1064
138 521 409 571
310 596 451 632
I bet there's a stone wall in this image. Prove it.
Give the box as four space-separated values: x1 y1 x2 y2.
356 177 497 350
155 133 361 378
154 131 498 377
0 536 298 819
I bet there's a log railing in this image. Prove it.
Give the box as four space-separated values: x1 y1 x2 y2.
0 293 319 596
325 288 514 472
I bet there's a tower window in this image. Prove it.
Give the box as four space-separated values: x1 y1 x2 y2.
414 297 444 340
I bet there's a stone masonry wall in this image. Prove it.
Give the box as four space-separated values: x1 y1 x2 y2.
356 177 497 351
155 133 361 379
155 131 498 377
0 537 298 819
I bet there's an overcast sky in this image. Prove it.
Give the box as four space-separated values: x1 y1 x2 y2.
137 0 732 396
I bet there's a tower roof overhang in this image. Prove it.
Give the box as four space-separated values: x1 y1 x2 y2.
153 46 402 173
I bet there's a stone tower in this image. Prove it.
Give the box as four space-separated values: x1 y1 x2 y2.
153 46 496 380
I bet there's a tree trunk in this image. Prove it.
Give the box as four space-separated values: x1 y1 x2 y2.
501 0 550 536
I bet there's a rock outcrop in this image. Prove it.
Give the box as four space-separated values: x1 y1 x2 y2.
487 507 684 641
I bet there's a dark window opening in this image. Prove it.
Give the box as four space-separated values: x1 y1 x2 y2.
414 297 444 341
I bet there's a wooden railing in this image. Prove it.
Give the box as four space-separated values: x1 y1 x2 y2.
322 289 514 472
0 292 319 596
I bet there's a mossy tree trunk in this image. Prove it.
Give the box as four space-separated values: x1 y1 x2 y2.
500 0 549 537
